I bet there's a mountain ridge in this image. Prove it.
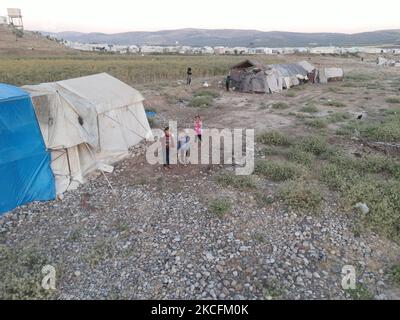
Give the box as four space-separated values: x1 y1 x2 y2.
42 28 400 47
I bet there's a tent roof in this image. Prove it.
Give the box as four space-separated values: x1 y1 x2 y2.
57 73 144 114
296 60 316 73
269 63 308 77
24 73 144 114
0 83 28 101
231 59 265 70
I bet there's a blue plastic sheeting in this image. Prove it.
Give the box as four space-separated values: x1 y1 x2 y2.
145 110 157 118
0 83 55 215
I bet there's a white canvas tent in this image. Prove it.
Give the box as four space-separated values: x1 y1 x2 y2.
318 68 344 84
24 73 152 194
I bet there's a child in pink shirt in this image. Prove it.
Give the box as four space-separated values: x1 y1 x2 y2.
194 116 203 142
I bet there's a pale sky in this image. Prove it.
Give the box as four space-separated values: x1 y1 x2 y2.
1 0 400 34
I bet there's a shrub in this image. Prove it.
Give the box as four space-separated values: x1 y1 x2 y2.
0 245 55 299
287 147 315 166
305 118 327 129
277 180 324 213
209 199 232 218
257 131 291 146
345 73 371 82
297 135 328 155
391 265 400 286
362 114 400 142
344 177 400 243
255 161 302 181
359 154 390 173
272 102 289 109
300 104 319 113
337 113 400 142
194 89 221 99
328 112 351 123
189 95 213 108
345 285 374 300
320 164 357 191
258 146 289 157
255 192 275 207
386 97 400 104
323 100 346 108
285 91 296 98
214 174 256 190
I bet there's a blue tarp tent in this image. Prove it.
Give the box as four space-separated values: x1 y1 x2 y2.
0 83 55 215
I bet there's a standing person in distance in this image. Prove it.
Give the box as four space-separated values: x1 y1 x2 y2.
187 67 192 85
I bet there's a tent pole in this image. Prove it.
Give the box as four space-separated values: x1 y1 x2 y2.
84 143 115 193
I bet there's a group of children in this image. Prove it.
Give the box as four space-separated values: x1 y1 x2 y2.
161 115 202 170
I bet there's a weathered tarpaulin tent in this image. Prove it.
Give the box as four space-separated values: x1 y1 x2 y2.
0 84 55 214
24 73 153 195
230 59 284 93
230 59 340 93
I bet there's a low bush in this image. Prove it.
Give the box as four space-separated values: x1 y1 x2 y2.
391 265 400 286
256 131 292 146
255 161 302 181
328 112 351 123
194 89 221 99
272 102 289 109
277 180 324 213
323 100 346 108
344 177 400 243
189 95 213 108
209 199 232 218
287 147 315 166
305 118 327 129
297 135 328 155
300 104 319 113
214 174 256 190
386 97 400 104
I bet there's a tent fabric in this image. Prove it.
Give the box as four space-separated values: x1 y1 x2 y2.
23 73 152 195
269 63 309 78
296 60 316 73
318 68 344 83
324 68 344 79
230 60 320 93
0 84 55 214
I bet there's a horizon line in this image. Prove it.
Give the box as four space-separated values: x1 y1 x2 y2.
35 27 400 35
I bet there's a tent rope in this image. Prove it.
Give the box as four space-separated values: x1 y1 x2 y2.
103 113 148 141
50 150 67 164
127 108 151 133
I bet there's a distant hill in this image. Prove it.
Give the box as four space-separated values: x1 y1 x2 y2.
0 25 74 55
43 28 400 47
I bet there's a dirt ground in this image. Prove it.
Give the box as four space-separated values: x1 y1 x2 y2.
1 54 400 300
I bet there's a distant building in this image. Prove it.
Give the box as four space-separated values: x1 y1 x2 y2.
214 46 225 55
310 47 337 54
202 46 214 54
0 16 8 25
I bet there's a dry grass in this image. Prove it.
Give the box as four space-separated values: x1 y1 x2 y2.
0 55 281 86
